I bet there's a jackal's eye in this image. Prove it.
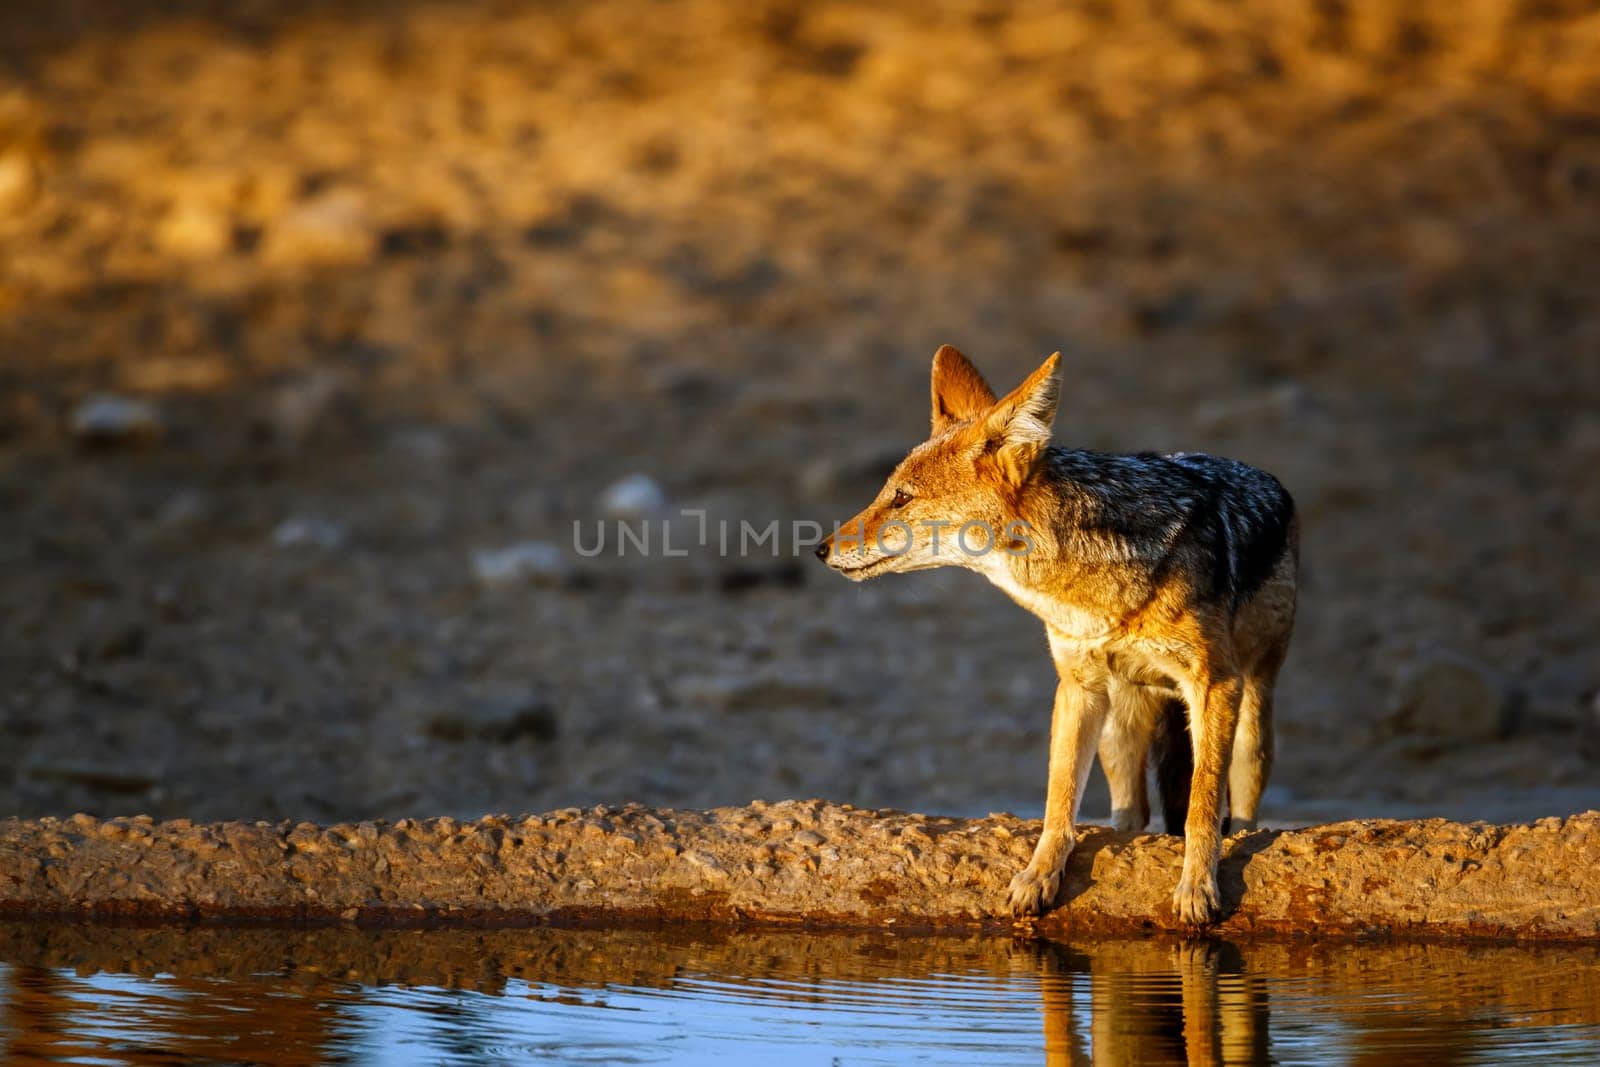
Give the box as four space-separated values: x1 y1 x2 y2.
890 488 913 508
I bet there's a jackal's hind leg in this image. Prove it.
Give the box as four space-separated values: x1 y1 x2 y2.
1101 679 1166 833
1227 682 1275 833
1228 642 1286 832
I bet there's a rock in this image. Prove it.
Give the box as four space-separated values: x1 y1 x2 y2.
90 660 195 707
119 357 231 393
1545 137 1600 208
69 394 163 448
155 489 210 530
271 516 346 550
717 560 805 593
24 759 159 793
471 541 569 586
730 383 854 422
797 444 904 498
387 427 452 467
1391 650 1516 743
1193 383 1314 434
672 670 846 713
156 201 232 258
0 151 38 216
0 389 44 439
423 687 558 744
0 805 1598 940
1567 413 1600 455
262 369 351 447
75 609 146 661
645 364 729 403
597 473 667 519
1581 692 1600 764
262 189 376 266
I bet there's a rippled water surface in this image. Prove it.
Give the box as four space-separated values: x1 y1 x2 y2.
1 923 1596 1065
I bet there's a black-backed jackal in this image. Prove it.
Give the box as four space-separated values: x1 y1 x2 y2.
818 346 1297 924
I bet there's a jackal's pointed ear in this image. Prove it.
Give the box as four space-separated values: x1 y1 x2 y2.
981 352 1060 485
930 345 997 434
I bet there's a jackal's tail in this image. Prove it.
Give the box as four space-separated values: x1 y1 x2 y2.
1151 697 1195 835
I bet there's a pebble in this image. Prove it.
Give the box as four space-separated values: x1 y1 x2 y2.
76 612 145 661
423 686 558 744
262 189 376 266
1581 693 1600 764
156 200 232 258
272 516 347 550
265 370 349 447
70 394 163 447
471 541 569 586
1391 650 1516 742
0 151 37 214
26 760 158 793
684 850 726 875
1193 383 1312 434
672 671 846 714
797 445 904 497
155 489 210 530
597 473 667 519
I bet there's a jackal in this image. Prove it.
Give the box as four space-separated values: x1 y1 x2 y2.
816 346 1298 924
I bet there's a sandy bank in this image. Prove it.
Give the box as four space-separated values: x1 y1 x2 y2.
2 803 1596 941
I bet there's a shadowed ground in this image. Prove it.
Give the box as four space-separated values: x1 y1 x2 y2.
1 0 1598 830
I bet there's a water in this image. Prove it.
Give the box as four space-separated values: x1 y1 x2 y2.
0 922 1596 1065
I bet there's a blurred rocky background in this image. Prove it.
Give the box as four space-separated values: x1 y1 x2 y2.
1 0 1596 823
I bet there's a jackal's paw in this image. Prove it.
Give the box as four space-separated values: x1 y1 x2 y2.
1007 862 1063 917
1109 807 1148 833
1172 871 1221 926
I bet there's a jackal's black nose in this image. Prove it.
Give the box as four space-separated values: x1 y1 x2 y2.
814 541 830 562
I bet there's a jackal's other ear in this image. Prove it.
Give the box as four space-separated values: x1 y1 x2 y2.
930 345 997 434
982 352 1060 485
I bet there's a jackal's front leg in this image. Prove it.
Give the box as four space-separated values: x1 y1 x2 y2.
1009 670 1108 916
1173 670 1243 925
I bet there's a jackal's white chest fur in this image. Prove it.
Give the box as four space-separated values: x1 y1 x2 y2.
987 568 1112 640
976 556 1186 685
